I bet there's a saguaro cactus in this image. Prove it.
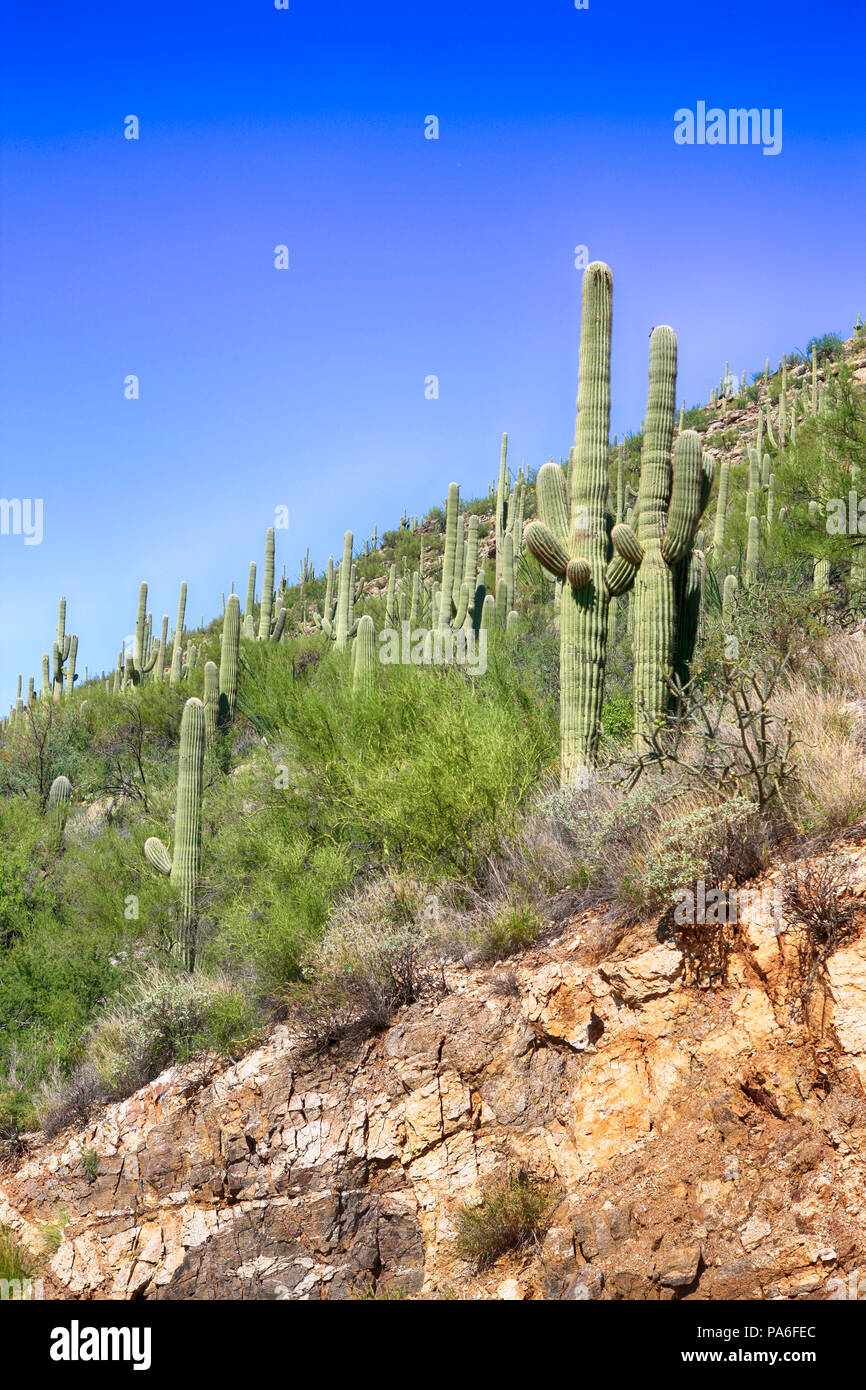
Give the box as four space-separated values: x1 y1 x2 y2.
712 460 729 551
169 583 188 686
144 697 205 970
523 262 643 781
258 528 276 640
632 327 712 745
203 661 219 745
52 598 76 701
314 532 358 649
353 615 377 694
219 594 240 724
48 775 72 808
132 583 159 682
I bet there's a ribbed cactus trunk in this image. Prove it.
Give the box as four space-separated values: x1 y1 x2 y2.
219 594 240 725
560 263 613 779
632 328 709 747
203 661 219 746
712 461 729 551
633 328 678 742
258 529 275 640
172 698 205 971
352 615 377 694
169 583 188 686
335 531 354 650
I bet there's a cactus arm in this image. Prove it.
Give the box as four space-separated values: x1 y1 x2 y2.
144 837 173 875
523 519 569 577
660 430 704 565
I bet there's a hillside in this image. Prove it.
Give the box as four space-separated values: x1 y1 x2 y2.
2 266 866 1301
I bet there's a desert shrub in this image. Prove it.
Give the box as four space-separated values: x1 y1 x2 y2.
456 1171 556 1270
88 968 255 1094
286 876 444 1049
37 1063 111 1139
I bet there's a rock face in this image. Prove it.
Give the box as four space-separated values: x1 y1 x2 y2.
4 847 866 1300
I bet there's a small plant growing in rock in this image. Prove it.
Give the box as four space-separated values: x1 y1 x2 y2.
456 1170 556 1271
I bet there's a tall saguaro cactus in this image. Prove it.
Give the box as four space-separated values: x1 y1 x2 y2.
144 697 205 971
132 583 159 682
523 262 643 782
219 594 240 725
257 528 275 640
169 583 188 686
632 327 711 746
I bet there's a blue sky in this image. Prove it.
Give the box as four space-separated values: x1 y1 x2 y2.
1 0 864 699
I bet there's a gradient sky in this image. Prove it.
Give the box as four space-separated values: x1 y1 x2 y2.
1 0 864 700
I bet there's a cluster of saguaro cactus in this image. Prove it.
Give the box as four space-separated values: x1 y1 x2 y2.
143 696 205 970
313 531 360 650
494 435 527 585
436 483 486 636
524 262 644 781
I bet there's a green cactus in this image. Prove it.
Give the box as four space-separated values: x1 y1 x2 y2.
130 583 159 682
257 528 275 640
722 573 738 621
385 563 398 628
631 327 712 745
219 594 240 725
745 515 760 587
52 598 77 701
244 562 256 626
143 697 205 970
203 661 219 746
814 557 830 594
524 262 643 781
314 533 358 649
712 460 729 552
48 775 72 808
352 615 377 694
169 582 188 686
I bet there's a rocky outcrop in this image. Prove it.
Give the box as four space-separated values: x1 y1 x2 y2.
3 845 866 1300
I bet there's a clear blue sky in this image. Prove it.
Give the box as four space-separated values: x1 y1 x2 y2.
1 0 864 700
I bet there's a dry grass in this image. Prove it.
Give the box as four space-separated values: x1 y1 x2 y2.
773 636 866 832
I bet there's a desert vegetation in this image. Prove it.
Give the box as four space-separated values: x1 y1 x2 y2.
1 262 865 1152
